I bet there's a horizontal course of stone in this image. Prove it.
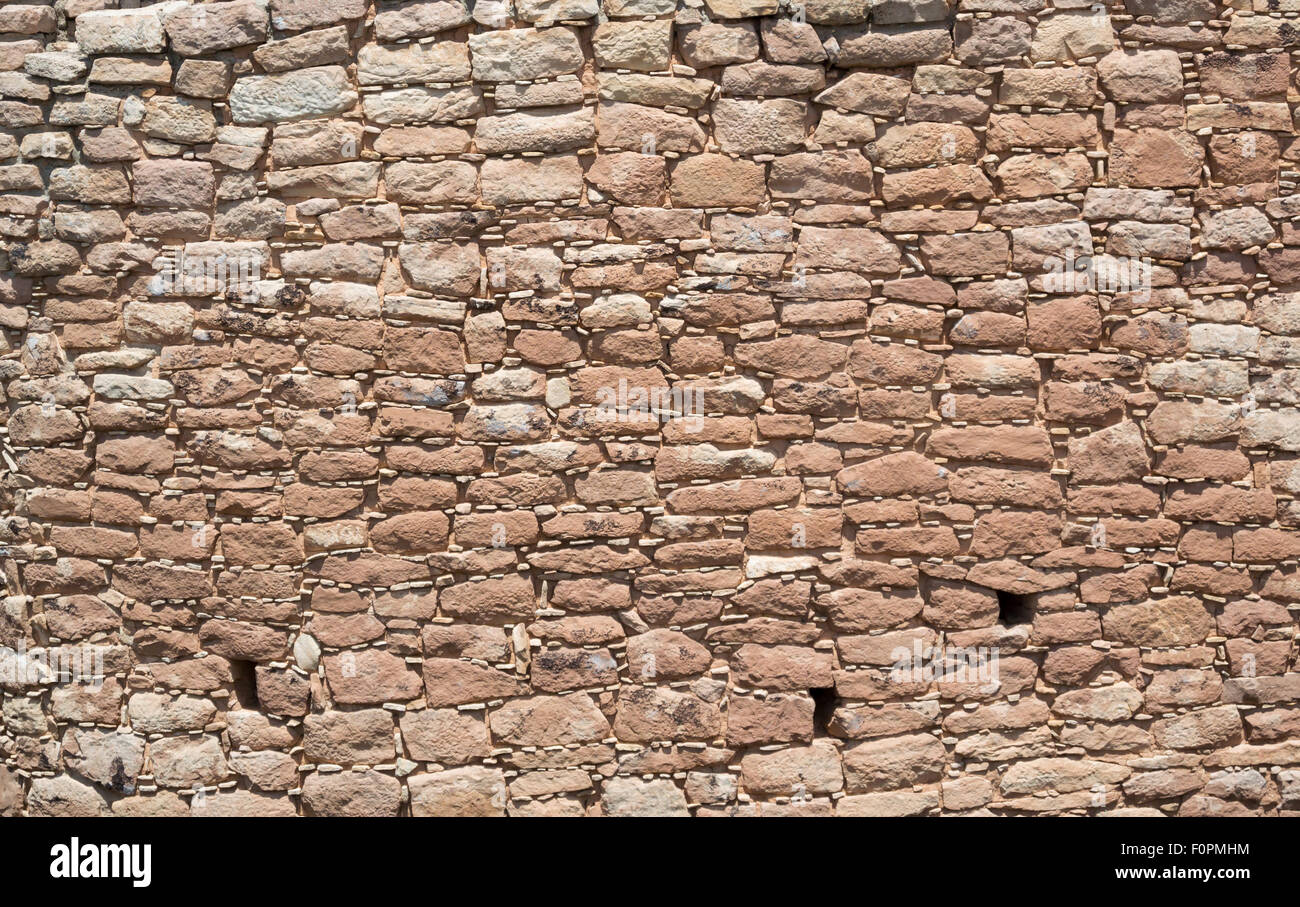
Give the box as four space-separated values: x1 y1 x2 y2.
1 0 1299 817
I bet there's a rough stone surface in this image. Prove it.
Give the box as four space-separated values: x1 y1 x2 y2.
0 0 1296 820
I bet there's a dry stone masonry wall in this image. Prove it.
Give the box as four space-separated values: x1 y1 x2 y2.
2 0 1300 818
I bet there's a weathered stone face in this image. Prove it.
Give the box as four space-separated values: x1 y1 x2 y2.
228 66 358 124
1 0 1296 822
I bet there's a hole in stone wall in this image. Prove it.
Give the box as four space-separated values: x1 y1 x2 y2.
810 687 836 735
996 590 1034 627
229 659 258 709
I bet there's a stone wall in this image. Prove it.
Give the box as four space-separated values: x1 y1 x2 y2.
1 0 1298 817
